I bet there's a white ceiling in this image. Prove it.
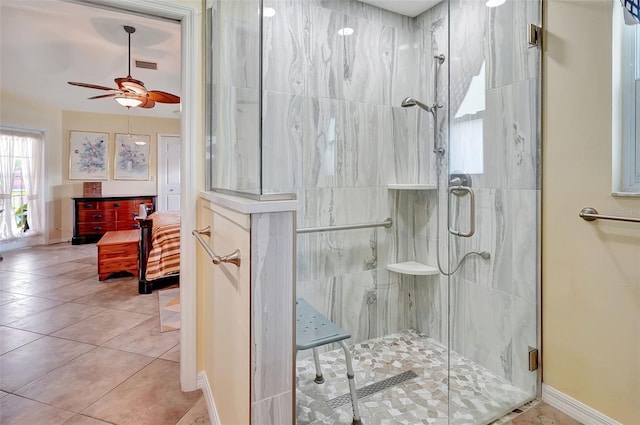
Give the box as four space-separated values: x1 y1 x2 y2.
0 0 181 119
357 0 442 17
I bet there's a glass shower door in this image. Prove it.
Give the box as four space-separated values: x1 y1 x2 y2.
445 0 541 423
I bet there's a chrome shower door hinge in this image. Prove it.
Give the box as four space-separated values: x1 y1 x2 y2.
528 347 539 371
528 24 542 48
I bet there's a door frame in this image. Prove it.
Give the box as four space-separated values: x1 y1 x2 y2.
79 0 200 392
157 133 181 211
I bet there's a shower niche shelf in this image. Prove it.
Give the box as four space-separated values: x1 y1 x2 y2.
387 261 439 276
387 184 437 190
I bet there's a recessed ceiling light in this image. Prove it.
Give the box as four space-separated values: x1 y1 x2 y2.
338 27 354 36
485 0 506 7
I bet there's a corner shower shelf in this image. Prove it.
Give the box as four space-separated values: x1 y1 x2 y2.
387 184 437 190
387 261 439 276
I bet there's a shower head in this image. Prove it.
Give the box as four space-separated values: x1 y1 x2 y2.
480 251 491 260
400 97 432 112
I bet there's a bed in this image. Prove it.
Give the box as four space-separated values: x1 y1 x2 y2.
138 210 180 294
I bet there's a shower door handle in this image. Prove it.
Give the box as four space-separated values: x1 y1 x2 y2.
448 185 475 237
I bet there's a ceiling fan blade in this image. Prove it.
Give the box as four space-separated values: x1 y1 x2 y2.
148 91 180 103
88 93 119 100
139 97 156 109
68 81 117 91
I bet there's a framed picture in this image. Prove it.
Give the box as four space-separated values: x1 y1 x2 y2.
69 131 109 180
114 133 150 180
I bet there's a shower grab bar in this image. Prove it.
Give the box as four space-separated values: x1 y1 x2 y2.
579 207 640 223
192 226 241 267
448 185 475 237
297 218 392 234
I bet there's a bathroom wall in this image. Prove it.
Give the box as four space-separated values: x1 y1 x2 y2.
407 0 541 395
260 0 430 351
543 1 640 422
257 0 540 399
208 0 261 194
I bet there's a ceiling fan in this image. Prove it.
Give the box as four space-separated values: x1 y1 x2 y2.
68 25 180 109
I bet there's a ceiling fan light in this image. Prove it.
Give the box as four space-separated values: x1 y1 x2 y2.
121 80 146 94
115 95 143 108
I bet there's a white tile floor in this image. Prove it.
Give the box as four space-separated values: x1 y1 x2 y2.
296 330 535 425
0 242 209 425
1 242 580 425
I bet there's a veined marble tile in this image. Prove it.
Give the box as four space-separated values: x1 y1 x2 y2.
262 91 304 191
513 0 541 82
391 20 419 107
510 296 538 396
296 270 380 354
480 85 513 190
456 279 515 382
306 6 344 99
262 0 307 94
386 107 420 184
342 15 396 105
509 78 540 190
251 212 295 402
413 273 447 343
340 101 383 187
455 188 513 296
296 227 378 282
301 187 384 228
217 0 260 90
510 189 538 302
484 0 515 89
211 86 260 193
303 96 341 188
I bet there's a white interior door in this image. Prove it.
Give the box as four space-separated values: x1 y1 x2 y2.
157 133 181 211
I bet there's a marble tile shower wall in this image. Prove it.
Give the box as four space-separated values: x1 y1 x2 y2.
256 0 540 398
260 0 442 357
409 0 541 396
210 0 261 192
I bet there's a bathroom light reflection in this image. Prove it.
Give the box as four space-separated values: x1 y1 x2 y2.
338 27 354 36
485 0 506 7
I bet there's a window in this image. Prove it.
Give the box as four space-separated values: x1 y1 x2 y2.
0 127 44 242
614 1 640 193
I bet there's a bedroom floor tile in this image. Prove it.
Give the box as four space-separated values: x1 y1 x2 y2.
0 295 65 325
63 415 114 425
0 335 94 392
0 326 43 355
51 308 152 345
102 316 180 357
5 302 106 334
31 279 107 301
0 394 75 425
0 290 28 305
15 346 153 412
160 342 181 362
176 396 212 425
2 275 84 296
82 359 201 425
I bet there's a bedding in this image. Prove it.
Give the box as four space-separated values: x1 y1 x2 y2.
144 210 180 281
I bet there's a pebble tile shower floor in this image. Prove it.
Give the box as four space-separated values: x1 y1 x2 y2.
296 330 533 425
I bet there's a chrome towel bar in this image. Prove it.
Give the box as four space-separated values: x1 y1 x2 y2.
579 207 640 223
297 218 392 234
192 226 241 267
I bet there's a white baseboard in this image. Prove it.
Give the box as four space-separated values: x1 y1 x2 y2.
542 384 622 425
197 371 221 425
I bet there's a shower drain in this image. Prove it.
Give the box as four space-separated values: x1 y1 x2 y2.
326 370 419 409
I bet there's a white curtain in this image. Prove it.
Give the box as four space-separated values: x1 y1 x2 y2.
0 128 44 241
18 134 43 236
0 132 17 240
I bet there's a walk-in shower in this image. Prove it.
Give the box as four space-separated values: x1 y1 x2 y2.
207 0 541 423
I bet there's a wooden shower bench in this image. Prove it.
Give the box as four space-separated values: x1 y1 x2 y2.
96 229 140 281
